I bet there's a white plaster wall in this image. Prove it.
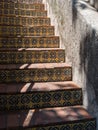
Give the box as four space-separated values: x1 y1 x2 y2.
43 0 98 129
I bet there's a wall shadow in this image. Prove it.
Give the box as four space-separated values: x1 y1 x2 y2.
72 0 98 128
79 27 98 130
79 28 98 105
72 0 78 25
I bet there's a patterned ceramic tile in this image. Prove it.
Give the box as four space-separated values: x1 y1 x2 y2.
0 67 72 83
0 1 96 130
0 0 42 3
0 37 59 48
0 89 82 111
0 17 50 26
0 9 47 16
27 120 96 130
0 50 65 63
0 26 54 36
0 3 44 12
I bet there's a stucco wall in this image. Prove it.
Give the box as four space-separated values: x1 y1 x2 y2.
9 0 42 3
43 0 98 129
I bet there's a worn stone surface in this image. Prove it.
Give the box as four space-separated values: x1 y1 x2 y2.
43 0 98 129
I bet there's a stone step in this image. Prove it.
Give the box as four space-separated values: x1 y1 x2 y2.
0 81 82 111
0 36 59 48
0 2 45 10
0 63 72 83
0 26 54 37
0 16 50 26
0 106 96 130
0 0 43 3
0 48 65 64
0 9 47 17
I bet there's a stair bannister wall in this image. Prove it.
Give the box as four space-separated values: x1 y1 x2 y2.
82 0 98 10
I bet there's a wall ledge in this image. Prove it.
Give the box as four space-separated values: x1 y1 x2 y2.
76 0 98 31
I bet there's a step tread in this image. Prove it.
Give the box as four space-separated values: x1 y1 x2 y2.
0 48 64 51
0 63 71 70
0 9 47 14
0 0 42 4
0 15 50 19
0 106 94 129
0 0 44 6
0 63 72 83
0 25 51 27
0 16 49 18
0 2 44 5
0 81 80 94
12 9 45 11
1 16 48 18
0 35 59 39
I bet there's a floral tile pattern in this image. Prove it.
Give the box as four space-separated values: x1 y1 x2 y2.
0 37 59 48
0 26 54 36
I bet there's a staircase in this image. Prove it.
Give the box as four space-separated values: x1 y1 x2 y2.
0 0 96 130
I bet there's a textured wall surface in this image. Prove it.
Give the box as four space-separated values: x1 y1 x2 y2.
6 0 43 3
43 0 98 129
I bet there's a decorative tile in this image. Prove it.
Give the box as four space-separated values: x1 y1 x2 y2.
0 37 59 48
8 95 19 105
0 2 96 130
0 50 65 63
0 89 82 111
0 9 47 17
33 120 95 130
0 67 72 83
0 1 45 10
0 26 54 36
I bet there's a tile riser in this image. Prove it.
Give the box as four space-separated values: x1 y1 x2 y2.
0 37 59 48
0 0 43 3
0 68 72 83
17 120 96 130
0 89 82 111
0 50 65 64
0 2 45 10
0 9 47 17
0 26 54 36
0 17 50 26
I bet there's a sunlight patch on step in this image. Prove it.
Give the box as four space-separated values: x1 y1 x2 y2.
18 48 26 51
23 110 34 127
21 83 32 92
20 64 29 69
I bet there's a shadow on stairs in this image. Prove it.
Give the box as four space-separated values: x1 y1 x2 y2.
0 0 96 130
